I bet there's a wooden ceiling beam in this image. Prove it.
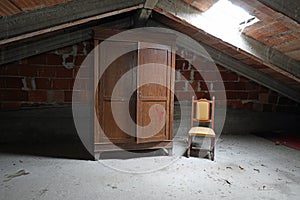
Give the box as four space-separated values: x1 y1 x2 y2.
134 0 159 27
0 28 92 66
0 17 133 65
0 0 144 42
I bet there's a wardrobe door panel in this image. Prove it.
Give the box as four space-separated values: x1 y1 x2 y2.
98 41 137 144
137 42 171 143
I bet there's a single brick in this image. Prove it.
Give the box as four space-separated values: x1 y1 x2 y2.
5 77 23 88
56 67 73 78
35 78 52 89
47 54 63 65
28 54 47 65
19 65 38 76
47 90 64 103
37 66 56 77
51 79 71 90
28 90 47 102
0 90 28 101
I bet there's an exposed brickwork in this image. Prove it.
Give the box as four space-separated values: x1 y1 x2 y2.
175 50 300 113
0 41 93 110
0 42 299 113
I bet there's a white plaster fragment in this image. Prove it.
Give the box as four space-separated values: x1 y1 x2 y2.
241 100 255 104
180 50 184 57
184 81 189 92
22 77 36 90
187 61 191 70
197 81 201 92
190 70 194 80
54 45 78 69
21 78 29 91
210 82 214 91
62 45 78 69
176 71 181 81
181 61 186 70
31 78 36 90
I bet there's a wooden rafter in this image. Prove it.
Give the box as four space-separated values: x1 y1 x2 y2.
0 0 144 41
134 0 159 27
0 17 133 65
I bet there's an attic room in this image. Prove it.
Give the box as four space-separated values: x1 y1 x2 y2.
0 0 299 199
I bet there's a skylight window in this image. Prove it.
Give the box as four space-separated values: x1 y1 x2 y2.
202 0 259 32
188 0 260 48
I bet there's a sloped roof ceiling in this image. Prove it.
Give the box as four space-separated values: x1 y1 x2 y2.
242 2 300 62
183 0 300 61
0 0 299 102
153 0 300 102
0 0 74 16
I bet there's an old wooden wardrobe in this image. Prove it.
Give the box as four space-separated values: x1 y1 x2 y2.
93 28 175 159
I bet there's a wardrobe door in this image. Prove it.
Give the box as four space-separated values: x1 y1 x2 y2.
98 41 137 144
136 42 172 143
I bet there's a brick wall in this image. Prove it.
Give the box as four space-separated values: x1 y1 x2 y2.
175 53 299 113
0 41 298 113
0 41 93 110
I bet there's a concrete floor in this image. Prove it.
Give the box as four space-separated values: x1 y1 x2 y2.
1 133 300 200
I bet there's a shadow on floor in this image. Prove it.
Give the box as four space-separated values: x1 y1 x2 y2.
0 140 177 160
0 140 94 160
99 149 169 160
252 131 300 151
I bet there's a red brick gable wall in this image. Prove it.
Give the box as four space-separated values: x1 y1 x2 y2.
175 53 299 113
0 41 298 113
0 41 93 109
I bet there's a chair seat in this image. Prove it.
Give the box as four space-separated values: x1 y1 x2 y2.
188 127 215 137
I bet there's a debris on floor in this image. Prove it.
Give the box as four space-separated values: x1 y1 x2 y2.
0 134 299 199
253 168 260 173
224 179 231 185
3 169 30 182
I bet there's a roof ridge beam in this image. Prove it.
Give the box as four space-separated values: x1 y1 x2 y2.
134 0 159 27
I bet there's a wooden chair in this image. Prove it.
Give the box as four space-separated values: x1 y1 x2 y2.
187 96 216 160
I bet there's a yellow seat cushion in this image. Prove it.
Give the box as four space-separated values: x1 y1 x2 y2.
188 127 215 137
196 101 209 121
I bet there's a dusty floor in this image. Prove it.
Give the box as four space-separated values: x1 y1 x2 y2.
0 134 300 200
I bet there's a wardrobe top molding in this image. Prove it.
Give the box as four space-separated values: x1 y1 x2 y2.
92 27 177 46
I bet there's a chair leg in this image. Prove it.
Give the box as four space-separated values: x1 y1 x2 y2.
187 135 191 158
210 137 215 161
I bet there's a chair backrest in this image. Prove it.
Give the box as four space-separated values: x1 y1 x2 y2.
191 96 215 129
